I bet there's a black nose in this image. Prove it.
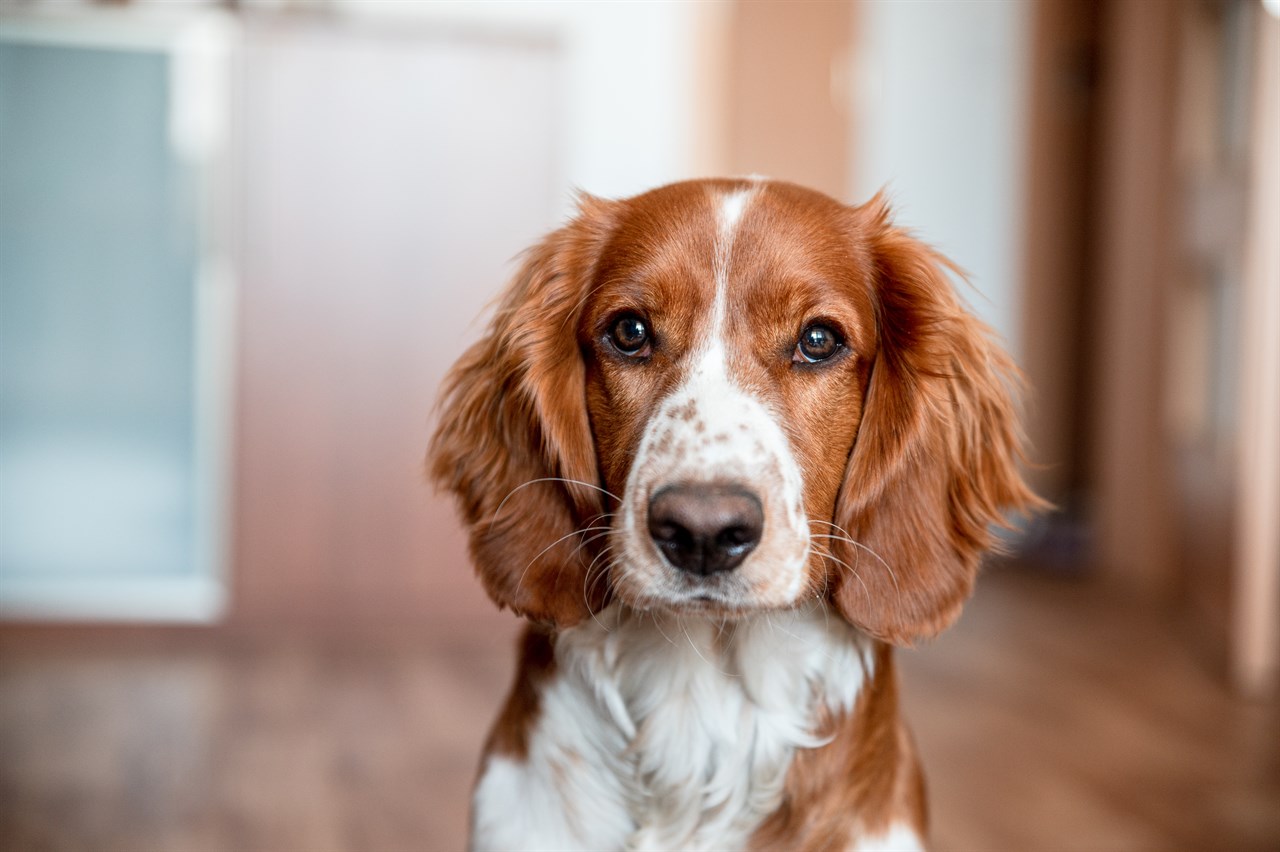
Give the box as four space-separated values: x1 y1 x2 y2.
647 484 764 576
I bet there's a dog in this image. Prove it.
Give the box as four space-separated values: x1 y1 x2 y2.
429 178 1039 851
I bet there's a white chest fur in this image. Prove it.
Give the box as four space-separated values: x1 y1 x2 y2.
471 606 875 852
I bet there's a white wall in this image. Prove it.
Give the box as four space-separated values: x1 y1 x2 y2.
852 0 1032 357
332 0 731 215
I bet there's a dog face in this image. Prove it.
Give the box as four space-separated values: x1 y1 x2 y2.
582 182 873 615
430 179 1038 645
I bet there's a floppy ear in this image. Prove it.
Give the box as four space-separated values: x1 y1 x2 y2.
428 196 618 627
830 196 1042 645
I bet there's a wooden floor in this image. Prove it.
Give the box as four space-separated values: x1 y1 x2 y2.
1 569 1277 852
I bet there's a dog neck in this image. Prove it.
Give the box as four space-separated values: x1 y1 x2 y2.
472 605 901 851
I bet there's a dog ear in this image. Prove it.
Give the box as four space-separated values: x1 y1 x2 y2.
428 195 618 627
829 196 1042 645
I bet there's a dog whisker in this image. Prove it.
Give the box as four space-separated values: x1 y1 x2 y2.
810 533 903 608
811 546 872 610
677 615 740 678
808 518 857 540
584 546 616 607
508 524 613 604
489 478 622 533
649 610 678 646
572 528 615 561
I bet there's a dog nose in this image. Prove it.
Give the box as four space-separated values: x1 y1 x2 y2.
648 484 764 576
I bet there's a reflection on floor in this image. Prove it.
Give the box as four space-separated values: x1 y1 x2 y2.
1 569 1277 852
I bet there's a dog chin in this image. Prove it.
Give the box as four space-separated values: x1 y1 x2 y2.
618 576 803 620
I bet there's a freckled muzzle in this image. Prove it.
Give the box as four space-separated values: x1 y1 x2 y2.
615 372 812 610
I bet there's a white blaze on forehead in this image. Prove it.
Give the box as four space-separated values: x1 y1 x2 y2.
852 824 926 852
693 185 759 384
718 187 754 241
711 187 757 341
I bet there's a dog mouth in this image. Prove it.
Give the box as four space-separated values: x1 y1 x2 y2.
617 570 807 620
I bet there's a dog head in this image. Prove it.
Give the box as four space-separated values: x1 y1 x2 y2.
429 179 1039 645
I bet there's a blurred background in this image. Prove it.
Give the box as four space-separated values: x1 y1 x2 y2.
1 0 1277 849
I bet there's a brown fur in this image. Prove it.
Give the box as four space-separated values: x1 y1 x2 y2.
747 645 927 849
428 194 620 627
484 625 557 761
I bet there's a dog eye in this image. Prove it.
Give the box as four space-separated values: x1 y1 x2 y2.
609 314 650 357
794 324 842 363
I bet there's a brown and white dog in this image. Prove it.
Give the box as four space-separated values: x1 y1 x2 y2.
429 178 1039 851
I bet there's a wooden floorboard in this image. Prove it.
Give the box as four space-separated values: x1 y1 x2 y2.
2 569 1276 851
900 571 1280 852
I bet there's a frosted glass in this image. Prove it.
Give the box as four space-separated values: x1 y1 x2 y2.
0 42 199 581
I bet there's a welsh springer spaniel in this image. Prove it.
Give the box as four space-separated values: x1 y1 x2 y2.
429 178 1039 851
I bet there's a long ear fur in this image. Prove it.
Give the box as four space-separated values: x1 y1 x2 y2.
428 196 617 627
831 196 1043 645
